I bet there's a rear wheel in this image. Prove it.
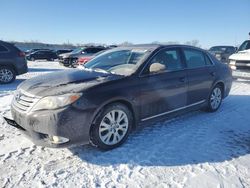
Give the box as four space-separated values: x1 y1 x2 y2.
207 85 223 112
90 103 133 150
0 66 16 84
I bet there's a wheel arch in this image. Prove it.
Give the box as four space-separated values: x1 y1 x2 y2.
212 80 225 98
89 97 138 135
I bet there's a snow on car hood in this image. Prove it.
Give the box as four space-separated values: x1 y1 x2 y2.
59 52 71 58
17 69 120 97
229 49 250 61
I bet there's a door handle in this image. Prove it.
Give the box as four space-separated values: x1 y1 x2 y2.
210 72 216 77
179 77 186 82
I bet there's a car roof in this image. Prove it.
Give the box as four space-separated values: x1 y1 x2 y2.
210 45 235 48
113 44 206 52
34 50 53 53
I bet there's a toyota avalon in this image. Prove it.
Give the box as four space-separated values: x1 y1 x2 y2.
4 45 232 150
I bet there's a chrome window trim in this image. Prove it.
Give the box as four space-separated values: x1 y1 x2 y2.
139 46 185 77
141 100 206 122
181 48 215 70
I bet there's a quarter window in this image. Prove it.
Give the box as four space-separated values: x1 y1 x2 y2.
183 49 207 68
0 45 8 52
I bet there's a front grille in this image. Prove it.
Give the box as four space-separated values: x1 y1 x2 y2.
236 60 250 64
12 90 39 112
63 58 77 66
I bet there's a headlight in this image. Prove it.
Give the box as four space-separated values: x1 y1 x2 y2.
230 60 236 65
31 93 82 111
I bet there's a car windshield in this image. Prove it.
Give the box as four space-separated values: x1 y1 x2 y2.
72 48 85 54
238 40 250 51
84 49 150 76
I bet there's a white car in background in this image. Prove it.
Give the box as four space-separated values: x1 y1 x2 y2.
229 37 250 70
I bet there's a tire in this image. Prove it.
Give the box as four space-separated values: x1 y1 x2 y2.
0 66 16 84
90 103 133 150
206 84 223 112
72 63 78 68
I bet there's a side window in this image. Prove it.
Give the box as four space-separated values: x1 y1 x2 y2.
0 45 8 52
183 49 206 69
147 49 183 74
204 54 213 65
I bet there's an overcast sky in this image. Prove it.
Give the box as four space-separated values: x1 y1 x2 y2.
0 0 249 48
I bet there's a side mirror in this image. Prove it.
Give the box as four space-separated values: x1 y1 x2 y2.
149 63 166 73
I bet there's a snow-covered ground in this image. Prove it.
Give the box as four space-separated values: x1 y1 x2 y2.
0 61 250 187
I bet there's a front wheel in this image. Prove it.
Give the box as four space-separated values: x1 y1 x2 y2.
207 85 223 112
90 103 133 150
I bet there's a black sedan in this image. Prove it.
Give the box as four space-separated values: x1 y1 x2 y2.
26 50 58 61
59 46 106 67
4 45 232 150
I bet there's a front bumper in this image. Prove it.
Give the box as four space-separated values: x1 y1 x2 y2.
61 58 78 67
4 105 94 148
229 60 250 70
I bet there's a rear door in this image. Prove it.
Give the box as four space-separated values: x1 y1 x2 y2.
139 47 188 120
0 44 10 64
182 48 216 105
34 51 44 59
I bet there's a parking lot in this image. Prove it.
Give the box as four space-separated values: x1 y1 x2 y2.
0 61 250 187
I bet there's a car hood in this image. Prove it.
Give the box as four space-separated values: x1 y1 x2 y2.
59 52 71 58
68 53 84 58
18 69 121 97
229 49 250 61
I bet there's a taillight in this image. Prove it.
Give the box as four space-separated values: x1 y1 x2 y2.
18 51 26 57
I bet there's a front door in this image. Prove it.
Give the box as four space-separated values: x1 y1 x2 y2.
139 47 188 121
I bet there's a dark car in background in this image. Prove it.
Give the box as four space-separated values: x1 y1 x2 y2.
25 48 51 55
0 40 28 84
209 46 236 63
77 50 106 66
59 46 106 67
4 44 232 150
26 50 58 61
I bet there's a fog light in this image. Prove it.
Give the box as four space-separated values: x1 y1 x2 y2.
50 136 69 144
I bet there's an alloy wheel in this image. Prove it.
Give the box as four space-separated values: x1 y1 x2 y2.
210 87 222 110
99 110 129 145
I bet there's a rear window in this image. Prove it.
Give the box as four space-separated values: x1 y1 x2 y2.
0 44 8 52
